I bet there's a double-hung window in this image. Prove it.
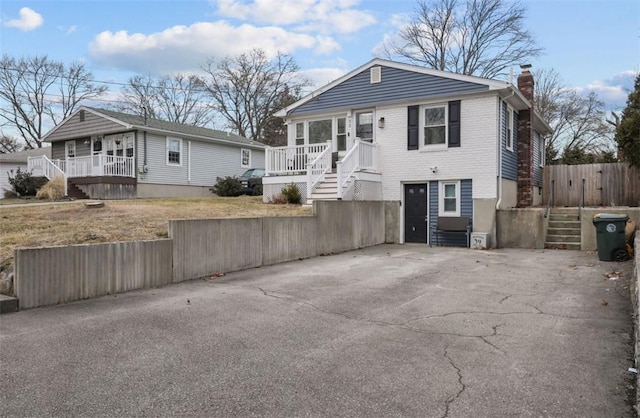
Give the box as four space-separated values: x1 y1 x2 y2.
167 137 182 165
295 123 304 146
241 148 251 168
440 181 460 217
422 105 447 146
505 103 514 151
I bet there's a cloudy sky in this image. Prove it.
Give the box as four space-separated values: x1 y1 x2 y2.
1 0 638 112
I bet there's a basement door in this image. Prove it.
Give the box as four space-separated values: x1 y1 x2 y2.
404 183 429 243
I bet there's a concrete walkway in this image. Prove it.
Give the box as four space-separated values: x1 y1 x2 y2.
0 245 634 417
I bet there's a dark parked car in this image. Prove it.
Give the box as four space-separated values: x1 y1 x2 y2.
240 168 265 195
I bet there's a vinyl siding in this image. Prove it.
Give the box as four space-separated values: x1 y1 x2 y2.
501 102 518 180
428 179 472 247
138 134 266 187
378 95 498 202
291 65 489 116
46 111 127 142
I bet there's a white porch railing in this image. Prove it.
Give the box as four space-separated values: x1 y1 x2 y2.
266 143 330 175
62 155 135 178
336 140 378 199
27 155 67 196
28 155 135 179
307 142 332 198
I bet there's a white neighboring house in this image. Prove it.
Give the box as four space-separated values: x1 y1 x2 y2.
27 107 266 199
264 58 552 246
1 147 52 198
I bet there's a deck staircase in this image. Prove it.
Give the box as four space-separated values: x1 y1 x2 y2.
545 208 581 250
67 180 90 200
307 173 340 205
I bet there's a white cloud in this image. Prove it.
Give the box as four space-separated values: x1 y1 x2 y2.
3 7 43 31
213 0 376 34
300 67 347 91
89 21 339 74
576 70 637 111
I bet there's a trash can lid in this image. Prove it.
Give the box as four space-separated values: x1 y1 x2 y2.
593 213 629 221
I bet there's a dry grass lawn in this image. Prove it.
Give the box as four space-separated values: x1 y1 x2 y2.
0 197 311 262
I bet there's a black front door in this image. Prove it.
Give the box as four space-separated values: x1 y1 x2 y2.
404 183 428 243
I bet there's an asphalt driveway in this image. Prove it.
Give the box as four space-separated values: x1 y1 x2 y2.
0 245 635 417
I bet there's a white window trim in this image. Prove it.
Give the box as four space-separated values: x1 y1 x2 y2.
538 134 545 167
420 103 448 150
166 137 183 166
354 109 375 143
241 148 251 168
439 180 461 217
506 104 514 152
65 140 76 159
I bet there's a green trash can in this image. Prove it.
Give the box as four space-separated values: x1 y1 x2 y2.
592 214 629 261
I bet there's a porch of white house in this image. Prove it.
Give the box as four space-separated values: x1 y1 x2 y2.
27 154 136 199
263 139 383 205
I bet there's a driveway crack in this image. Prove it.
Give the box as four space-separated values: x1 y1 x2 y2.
442 345 465 418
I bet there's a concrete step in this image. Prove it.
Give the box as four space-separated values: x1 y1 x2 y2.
544 242 581 250
549 208 580 214
545 234 581 243
548 220 581 229
547 227 581 236
549 214 580 222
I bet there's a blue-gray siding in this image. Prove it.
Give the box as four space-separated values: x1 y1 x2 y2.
501 101 518 180
533 130 543 187
428 179 473 247
290 65 489 116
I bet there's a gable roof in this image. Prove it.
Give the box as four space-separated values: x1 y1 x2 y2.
44 107 265 149
275 58 513 118
0 147 51 163
276 58 552 134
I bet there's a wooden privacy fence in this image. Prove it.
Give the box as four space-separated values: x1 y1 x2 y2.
543 163 640 207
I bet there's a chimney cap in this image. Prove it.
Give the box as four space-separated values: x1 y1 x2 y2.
520 63 532 72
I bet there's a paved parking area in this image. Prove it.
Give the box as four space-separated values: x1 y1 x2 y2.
0 245 635 417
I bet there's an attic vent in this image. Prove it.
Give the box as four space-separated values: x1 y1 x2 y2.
79 110 85 122
370 66 381 84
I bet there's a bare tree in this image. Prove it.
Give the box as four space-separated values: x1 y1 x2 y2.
0 134 23 153
201 49 309 142
117 73 214 127
383 0 543 79
534 68 615 164
0 55 107 149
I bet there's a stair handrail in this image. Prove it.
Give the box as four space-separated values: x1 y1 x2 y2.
306 141 332 199
578 178 585 221
544 179 554 218
336 139 361 199
28 155 67 196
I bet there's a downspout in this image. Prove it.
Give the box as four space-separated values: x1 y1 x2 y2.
496 89 515 210
143 107 148 172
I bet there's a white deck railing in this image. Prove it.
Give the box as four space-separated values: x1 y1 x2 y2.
27 155 67 196
307 142 332 198
62 155 135 178
28 155 135 179
266 143 330 175
336 140 378 199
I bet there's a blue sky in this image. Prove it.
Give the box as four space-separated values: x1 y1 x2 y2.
0 0 638 114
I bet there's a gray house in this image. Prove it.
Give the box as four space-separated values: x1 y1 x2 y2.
264 59 551 246
1 147 51 198
28 107 265 199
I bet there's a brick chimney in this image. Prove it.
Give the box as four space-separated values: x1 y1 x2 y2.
516 64 535 207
